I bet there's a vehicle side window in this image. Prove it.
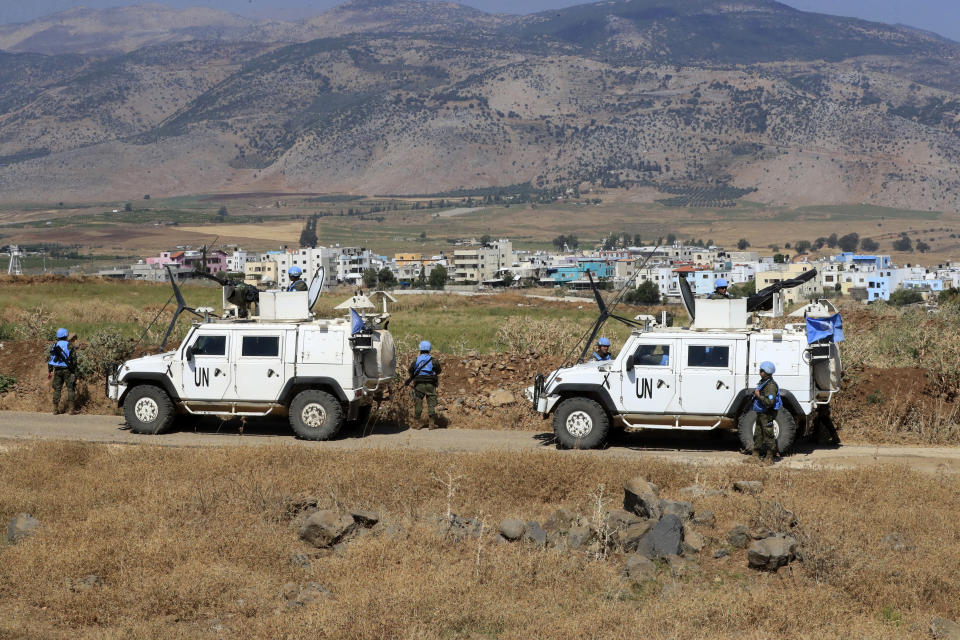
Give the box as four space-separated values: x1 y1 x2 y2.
633 344 670 367
192 335 226 356
687 345 730 368
241 336 280 357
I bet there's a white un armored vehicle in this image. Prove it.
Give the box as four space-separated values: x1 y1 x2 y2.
107 267 396 440
528 273 842 452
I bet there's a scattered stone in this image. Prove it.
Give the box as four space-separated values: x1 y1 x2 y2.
624 554 657 583
691 510 716 528
665 554 701 579
750 527 775 540
286 496 318 517
605 509 644 532
447 514 483 538
498 519 526 541
733 481 764 495
66 575 102 592
525 521 548 547
617 520 654 553
747 534 798 571
636 514 684 559
713 549 730 559
286 582 332 607
7 513 40 544
624 477 661 520
682 524 705 554
289 552 311 569
566 526 595 550
727 524 751 549
488 388 514 407
660 499 694 521
543 508 577 534
882 532 913 552
298 510 357 549
930 617 960 640
280 582 299 600
350 510 380 528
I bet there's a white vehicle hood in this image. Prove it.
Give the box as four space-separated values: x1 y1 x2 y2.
118 351 175 379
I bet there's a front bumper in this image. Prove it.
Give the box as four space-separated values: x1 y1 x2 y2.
106 375 126 402
525 385 560 414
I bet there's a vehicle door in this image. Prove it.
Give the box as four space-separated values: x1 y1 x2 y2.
181 332 232 400
231 331 287 401
678 338 744 414
620 339 680 413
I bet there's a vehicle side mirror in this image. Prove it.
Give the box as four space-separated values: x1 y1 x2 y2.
185 346 194 361
624 354 634 372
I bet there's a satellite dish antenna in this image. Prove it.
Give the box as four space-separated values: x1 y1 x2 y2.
307 265 325 310
679 276 696 322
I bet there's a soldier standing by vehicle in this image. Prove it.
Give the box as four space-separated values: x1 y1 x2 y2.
48 328 78 415
287 266 308 292
708 278 733 299
407 340 442 429
592 337 613 361
752 361 780 464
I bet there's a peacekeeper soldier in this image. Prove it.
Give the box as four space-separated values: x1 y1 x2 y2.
407 340 442 429
592 337 613 361
752 361 781 464
287 266 308 292
707 278 733 299
48 328 78 415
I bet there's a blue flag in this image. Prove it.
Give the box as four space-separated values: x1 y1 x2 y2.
351 309 365 334
805 313 844 344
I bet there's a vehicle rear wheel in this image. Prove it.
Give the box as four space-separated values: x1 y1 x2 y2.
737 408 798 454
289 390 343 441
553 397 609 450
123 385 175 435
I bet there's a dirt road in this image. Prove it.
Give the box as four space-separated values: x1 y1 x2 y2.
2 411 959 473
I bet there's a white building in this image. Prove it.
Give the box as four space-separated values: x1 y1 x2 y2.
453 239 514 284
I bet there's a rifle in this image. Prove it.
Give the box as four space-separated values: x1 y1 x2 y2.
50 343 74 372
404 356 435 387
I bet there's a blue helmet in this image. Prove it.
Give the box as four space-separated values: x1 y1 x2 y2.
56 328 69 339
715 278 729 289
760 361 776 374
597 337 611 347
419 340 432 352
288 266 303 277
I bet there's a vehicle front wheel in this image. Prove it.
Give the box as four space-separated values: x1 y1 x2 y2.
123 385 175 435
737 408 798 454
289 390 343 441
553 397 610 450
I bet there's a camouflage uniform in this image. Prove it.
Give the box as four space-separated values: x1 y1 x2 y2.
753 377 779 458
409 355 442 427
707 292 733 300
48 337 77 414
287 279 308 292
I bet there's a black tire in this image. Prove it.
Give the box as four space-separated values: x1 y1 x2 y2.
289 390 343 441
553 397 610 450
737 408 798 454
123 385 175 435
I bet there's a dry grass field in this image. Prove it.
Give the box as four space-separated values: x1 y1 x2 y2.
1 442 958 639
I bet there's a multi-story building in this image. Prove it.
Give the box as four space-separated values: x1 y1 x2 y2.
336 247 375 285
453 240 513 284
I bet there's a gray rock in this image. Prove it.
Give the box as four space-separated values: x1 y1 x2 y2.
543 508 577 534
624 554 657 583
636 514 684 559
727 524 751 549
66 575 102 592
350 510 380 528
287 582 332 607
498 518 526 541
605 509 643 532
665 554 701 578
882 532 913 552
624 477 661 520
617 520 654 553
747 535 798 571
660 499 694 521
447 514 483 538
931 617 960 640
525 521 548 547
7 513 40 544
751 527 775 540
713 549 730 559
566 526 594 550
682 524 705 554
289 552 311 569
298 510 357 549
488 388 514 407
733 480 763 495
691 510 716 528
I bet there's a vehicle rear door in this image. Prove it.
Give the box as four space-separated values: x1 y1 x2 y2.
678 338 745 414
620 338 680 413
181 332 232 400
230 331 287 401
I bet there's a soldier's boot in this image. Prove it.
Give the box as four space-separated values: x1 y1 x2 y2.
52 402 62 416
750 448 762 464
68 401 79 416
428 414 441 430
762 450 775 465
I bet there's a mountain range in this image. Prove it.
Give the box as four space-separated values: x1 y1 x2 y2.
1 0 959 207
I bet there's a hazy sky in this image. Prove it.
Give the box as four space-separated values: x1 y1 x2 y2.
1 0 958 42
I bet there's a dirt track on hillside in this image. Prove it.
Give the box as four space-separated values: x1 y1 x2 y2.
1 411 958 474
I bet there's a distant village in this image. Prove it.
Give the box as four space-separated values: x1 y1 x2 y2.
81 238 960 306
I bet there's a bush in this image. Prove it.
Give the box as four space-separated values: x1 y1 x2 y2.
429 265 448 290
0 373 15 393
495 317 584 357
75 330 130 381
888 289 923 307
623 280 660 305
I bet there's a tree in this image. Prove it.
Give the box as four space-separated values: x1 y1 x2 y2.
794 240 811 254
773 253 787 263
729 280 756 297
624 280 661 305
480 234 492 246
429 265 448 289
552 234 578 250
666 233 677 245
377 267 397 288
892 234 913 252
362 268 378 289
416 268 427 288
217 206 228 219
501 270 515 286
826 233 838 248
299 214 318 248
124 202 133 212
813 237 827 250
737 238 750 250
837 233 859 252
860 237 879 252
143 194 150 200
419 231 427 240
916 241 931 253
889 289 923 306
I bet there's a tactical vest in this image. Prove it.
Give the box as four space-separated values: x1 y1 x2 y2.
413 354 435 376
592 352 612 361
752 378 782 413
48 340 71 368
